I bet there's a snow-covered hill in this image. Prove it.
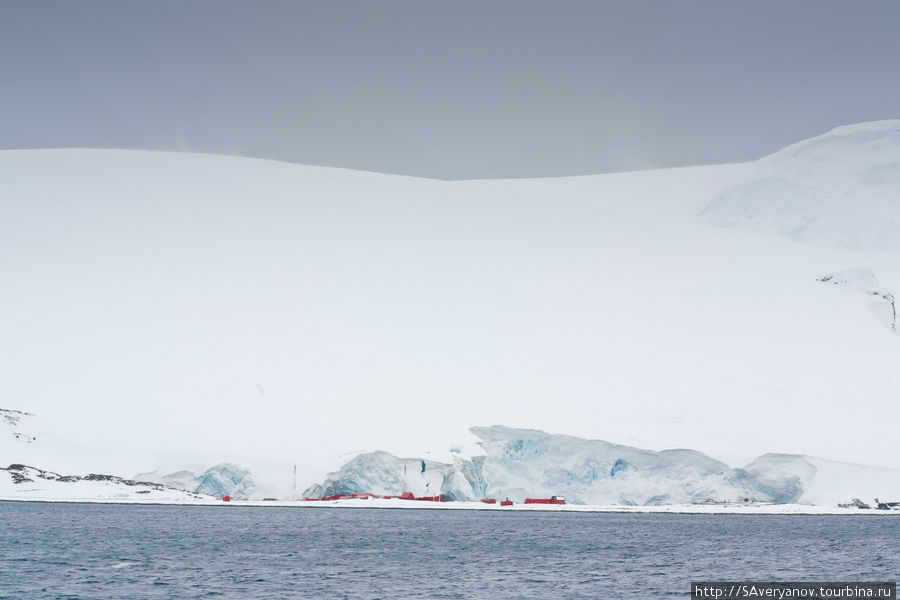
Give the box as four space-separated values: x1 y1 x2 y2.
304 426 900 507
0 464 210 503
1 409 35 446
701 121 900 251
1 120 899 499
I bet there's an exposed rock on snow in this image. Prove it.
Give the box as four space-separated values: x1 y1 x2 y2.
0 464 209 502
817 268 897 333
1 408 36 445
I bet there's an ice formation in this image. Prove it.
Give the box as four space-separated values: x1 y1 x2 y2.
305 426 900 506
136 464 256 499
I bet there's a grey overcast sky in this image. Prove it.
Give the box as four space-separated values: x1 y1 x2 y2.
2 1 899 179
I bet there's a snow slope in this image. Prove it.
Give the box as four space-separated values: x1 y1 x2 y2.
1 120 899 496
701 120 900 251
0 464 210 503
816 268 896 333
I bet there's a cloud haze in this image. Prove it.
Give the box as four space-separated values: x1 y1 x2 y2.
2 1 899 178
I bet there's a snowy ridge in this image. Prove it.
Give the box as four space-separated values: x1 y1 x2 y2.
0 464 210 503
1 408 35 445
701 120 900 251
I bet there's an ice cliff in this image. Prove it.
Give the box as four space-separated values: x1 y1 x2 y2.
305 426 900 506
302 452 484 501
135 464 256 499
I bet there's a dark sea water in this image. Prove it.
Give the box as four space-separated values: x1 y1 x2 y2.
0 502 897 599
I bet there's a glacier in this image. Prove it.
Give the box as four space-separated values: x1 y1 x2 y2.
700 120 900 252
302 451 484 501
304 426 900 507
2 120 900 497
135 464 257 499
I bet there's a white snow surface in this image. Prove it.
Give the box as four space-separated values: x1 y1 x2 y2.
701 120 900 251
2 120 900 496
0 464 209 503
816 268 896 333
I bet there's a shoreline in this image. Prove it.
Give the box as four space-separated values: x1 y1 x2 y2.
1 496 897 515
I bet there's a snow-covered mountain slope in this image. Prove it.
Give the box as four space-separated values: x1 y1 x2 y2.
1 409 35 446
0 409 230 500
1 407 264 499
2 120 899 495
304 426 900 506
1 406 188 479
701 120 900 251
0 464 210 503
816 268 896 333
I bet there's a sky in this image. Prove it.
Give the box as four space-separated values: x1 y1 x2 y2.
2 1 900 179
